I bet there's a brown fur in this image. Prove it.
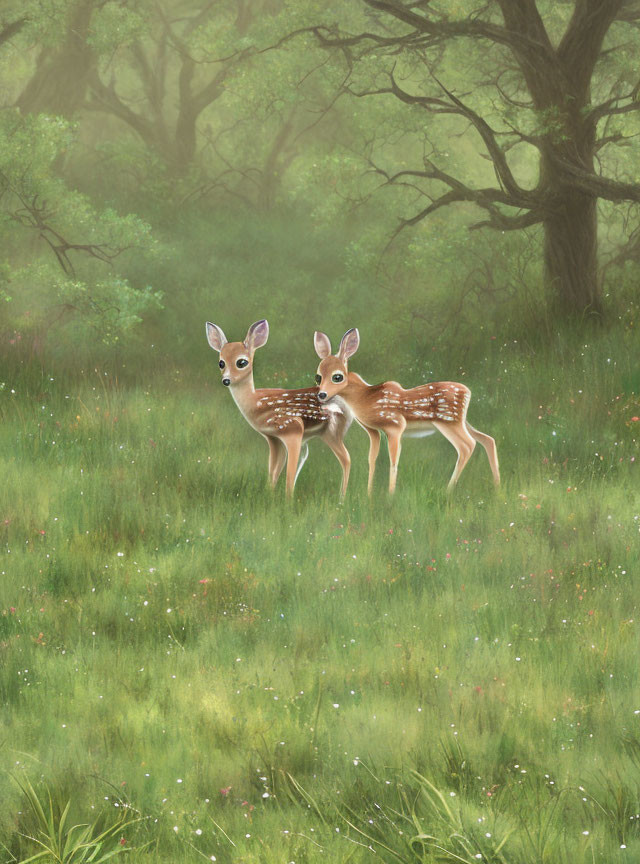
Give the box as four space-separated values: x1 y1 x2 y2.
314 329 500 494
207 321 352 497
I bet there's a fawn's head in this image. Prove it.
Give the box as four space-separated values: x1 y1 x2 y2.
206 319 269 387
313 328 359 402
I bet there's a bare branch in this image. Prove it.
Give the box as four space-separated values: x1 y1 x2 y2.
595 131 640 150
430 75 530 200
549 154 640 202
589 93 640 123
0 177 133 278
349 68 535 206
361 0 532 51
85 70 157 146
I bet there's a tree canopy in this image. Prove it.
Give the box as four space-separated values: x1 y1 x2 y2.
1 0 640 362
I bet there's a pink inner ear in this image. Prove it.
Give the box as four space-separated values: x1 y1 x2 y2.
339 329 359 360
314 332 332 358
247 320 269 350
207 323 226 351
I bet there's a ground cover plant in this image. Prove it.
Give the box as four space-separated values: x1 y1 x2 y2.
0 324 638 863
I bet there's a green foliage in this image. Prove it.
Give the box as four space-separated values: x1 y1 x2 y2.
1 0 639 353
11 775 138 863
0 110 161 348
86 4 148 53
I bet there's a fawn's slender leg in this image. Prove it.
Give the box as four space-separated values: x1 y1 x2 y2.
283 433 303 497
466 422 500 486
387 431 403 494
294 442 310 484
433 421 476 490
364 426 381 495
266 436 286 488
324 435 351 499
383 416 406 494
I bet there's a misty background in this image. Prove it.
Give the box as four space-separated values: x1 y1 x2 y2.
1 0 639 384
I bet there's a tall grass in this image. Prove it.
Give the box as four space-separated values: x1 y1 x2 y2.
0 324 638 862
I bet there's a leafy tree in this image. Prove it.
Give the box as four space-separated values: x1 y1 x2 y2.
0 109 161 351
289 0 640 317
82 1 268 174
80 0 346 205
13 1 144 120
0 4 162 352
16 1 97 118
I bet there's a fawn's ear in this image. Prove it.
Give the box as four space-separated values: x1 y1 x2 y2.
338 328 360 362
245 319 269 352
314 331 332 359
206 322 227 352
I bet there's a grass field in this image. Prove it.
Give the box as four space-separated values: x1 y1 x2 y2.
1 328 639 863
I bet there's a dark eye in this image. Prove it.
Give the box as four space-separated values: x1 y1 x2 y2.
219 360 225 369
236 358 249 369
332 373 344 383
315 374 321 384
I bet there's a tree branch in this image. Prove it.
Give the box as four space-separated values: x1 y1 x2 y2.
430 75 530 200
0 16 25 48
588 92 640 123
349 68 535 205
557 0 624 96
85 70 157 146
361 0 531 50
367 155 543 243
549 154 640 202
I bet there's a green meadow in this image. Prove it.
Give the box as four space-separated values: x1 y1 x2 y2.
1 328 638 863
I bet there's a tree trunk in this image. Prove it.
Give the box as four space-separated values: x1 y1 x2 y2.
543 187 601 317
174 107 198 171
259 111 297 211
17 1 95 118
540 92 602 319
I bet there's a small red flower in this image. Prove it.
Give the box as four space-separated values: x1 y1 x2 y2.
631 416 639 422
220 786 231 797
119 838 127 846
588 610 594 616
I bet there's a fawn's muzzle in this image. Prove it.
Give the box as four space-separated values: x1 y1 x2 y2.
318 391 328 401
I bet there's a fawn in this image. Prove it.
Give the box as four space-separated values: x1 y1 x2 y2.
206 319 352 497
313 328 500 494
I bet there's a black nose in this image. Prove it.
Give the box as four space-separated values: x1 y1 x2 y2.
318 391 327 401
222 378 231 387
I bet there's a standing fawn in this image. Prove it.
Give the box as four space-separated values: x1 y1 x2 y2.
206 319 353 497
313 328 500 494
